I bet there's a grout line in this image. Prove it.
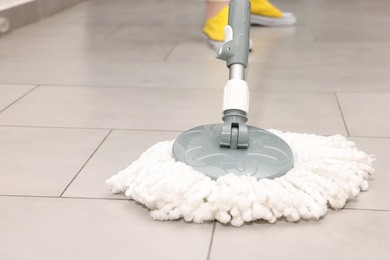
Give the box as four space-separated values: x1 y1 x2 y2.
163 41 179 61
0 194 59 199
344 208 390 213
347 136 390 139
15 82 224 91
0 125 112 131
0 82 38 87
7 80 387 95
101 24 124 40
59 129 113 197
334 92 350 137
0 124 183 133
3 192 390 213
206 222 217 260
0 194 128 201
60 196 127 201
1 124 390 139
36 83 383 95
0 84 39 114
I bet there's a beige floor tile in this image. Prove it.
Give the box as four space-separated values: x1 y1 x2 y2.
0 37 176 61
305 0 390 43
312 24 390 43
167 41 216 62
347 137 390 210
247 61 390 93
210 210 390 260
249 91 347 135
0 18 175 61
0 86 347 136
338 93 390 137
0 56 106 86
0 85 222 130
0 196 212 260
5 23 118 40
0 84 35 111
0 57 226 88
77 0 204 27
249 42 390 64
294 0 390 28
63 130 179 199
0 127 109 196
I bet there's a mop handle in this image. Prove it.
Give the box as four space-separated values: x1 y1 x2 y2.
216 0 251 78
217 0 251 149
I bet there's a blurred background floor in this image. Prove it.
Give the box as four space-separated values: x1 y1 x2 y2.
0 0 389 259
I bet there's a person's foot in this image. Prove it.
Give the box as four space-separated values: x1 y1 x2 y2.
250 0 296 26
202 5 229 50
202 1 296 50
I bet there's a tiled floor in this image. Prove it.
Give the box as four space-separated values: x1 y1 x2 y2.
0 0 389 259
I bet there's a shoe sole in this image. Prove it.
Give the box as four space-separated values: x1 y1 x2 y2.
202 34 223 51
251 13 297 26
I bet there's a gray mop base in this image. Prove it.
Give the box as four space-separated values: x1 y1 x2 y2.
106 130 374 227
172 124 294 180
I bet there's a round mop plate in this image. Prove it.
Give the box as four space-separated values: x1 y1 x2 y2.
172 124 294 180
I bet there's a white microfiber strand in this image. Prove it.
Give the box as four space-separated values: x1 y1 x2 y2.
106 130 374 226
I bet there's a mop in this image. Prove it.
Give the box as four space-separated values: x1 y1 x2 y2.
106 0 374 226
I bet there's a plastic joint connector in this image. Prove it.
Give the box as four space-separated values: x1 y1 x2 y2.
220 109 249 149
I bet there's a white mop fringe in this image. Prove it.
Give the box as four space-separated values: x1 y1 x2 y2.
106 130 374 226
